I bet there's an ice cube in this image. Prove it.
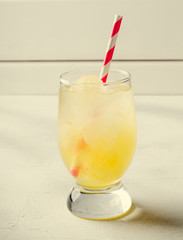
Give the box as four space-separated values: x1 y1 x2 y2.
82 114 121 151
76 75 101 84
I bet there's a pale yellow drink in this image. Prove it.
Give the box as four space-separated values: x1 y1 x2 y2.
58 75 136 190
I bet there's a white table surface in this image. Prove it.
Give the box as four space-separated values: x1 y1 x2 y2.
0 95 183 240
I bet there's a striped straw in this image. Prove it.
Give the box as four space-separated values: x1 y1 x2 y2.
100 15 123 83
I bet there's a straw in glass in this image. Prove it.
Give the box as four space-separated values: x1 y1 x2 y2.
100 15 123 83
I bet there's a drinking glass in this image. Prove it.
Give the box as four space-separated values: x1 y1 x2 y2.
58 68 137 220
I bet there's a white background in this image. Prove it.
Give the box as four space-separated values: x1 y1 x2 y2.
0 0 183 94
1 1 183 240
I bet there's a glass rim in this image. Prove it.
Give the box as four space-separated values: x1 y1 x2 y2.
60 68 131 86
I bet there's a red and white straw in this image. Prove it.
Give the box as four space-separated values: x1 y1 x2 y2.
100 15 123 83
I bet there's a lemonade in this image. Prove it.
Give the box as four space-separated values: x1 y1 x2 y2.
58 75 136 190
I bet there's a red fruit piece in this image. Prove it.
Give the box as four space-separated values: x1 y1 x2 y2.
70 166 80 177
93 112 100 118
77 137 87 152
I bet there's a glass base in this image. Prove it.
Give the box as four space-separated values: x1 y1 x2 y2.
67 181 132 220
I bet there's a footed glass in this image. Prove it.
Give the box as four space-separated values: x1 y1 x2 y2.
58 69 137 220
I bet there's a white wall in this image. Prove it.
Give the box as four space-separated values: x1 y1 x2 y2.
0 0 183 94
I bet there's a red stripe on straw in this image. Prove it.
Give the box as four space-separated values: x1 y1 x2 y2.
100 15 123 82
111 17 122 37
101 73 108 83
103 45 115 65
